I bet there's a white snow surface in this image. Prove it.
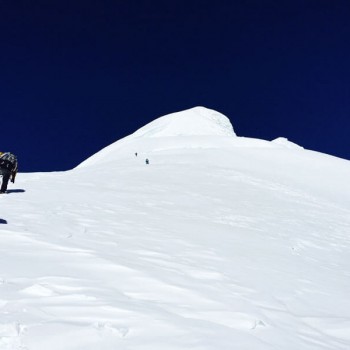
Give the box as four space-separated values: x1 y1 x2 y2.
1 107 350 350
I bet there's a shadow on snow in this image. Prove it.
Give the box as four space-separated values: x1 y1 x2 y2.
7 189 26 194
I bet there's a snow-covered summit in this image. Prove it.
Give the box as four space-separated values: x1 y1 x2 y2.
78 106 237 168
78 107 306 169
132 106 236 138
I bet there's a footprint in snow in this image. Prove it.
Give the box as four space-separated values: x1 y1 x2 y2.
93 322 129 337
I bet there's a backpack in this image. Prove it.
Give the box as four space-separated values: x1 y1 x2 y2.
0 152 17 171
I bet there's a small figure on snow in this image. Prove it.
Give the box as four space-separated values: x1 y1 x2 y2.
0 152 18 193
135 152 138 157
145 158 149 165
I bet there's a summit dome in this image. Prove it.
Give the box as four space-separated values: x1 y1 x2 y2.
132 106 236 138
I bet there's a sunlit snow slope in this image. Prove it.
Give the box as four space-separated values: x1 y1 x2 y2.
1 106 350 350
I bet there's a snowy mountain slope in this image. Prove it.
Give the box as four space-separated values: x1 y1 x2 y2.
1 107 350 350
78 106 237 168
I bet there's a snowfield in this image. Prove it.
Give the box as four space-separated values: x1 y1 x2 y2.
1 107 350 350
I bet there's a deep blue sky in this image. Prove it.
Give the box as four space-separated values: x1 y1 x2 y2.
1 0 350 172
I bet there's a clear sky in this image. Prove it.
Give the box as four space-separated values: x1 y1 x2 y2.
1 0 349 172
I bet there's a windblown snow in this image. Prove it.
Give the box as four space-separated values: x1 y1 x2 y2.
1 106 350 350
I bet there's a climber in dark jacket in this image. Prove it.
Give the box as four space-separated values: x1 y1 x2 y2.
0 152 18 193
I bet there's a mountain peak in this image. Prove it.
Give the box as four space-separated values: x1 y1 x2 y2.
132 106 236 138
77 106 237 168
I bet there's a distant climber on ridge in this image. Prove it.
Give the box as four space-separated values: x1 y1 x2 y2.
0 152 18 193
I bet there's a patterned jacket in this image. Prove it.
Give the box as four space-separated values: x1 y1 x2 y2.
0 152 18 181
